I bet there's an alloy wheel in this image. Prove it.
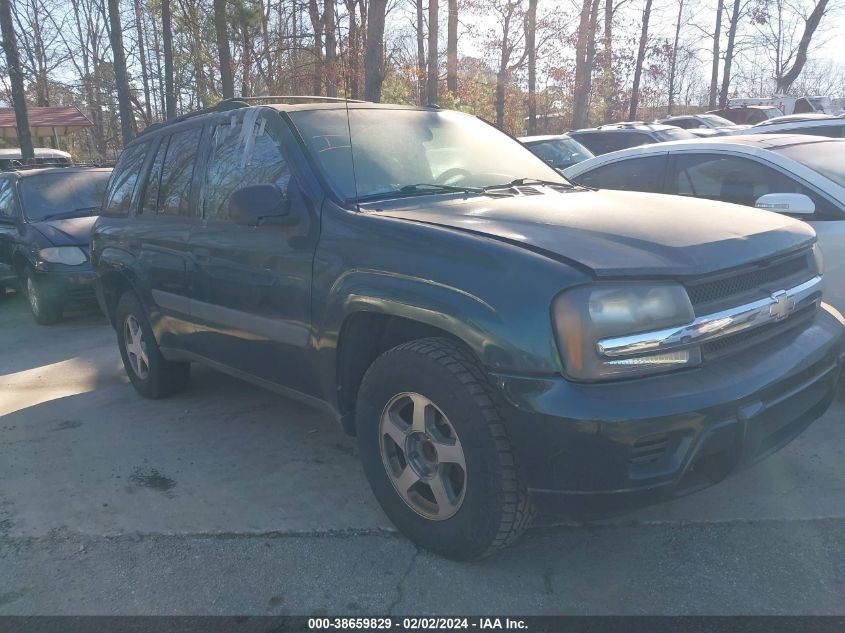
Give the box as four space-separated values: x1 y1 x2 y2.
123 314 150 380
26 274 39 316
379 392 467 521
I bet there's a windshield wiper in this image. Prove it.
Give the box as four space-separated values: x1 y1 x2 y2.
40 206 100 220
482 178 573 191
357 183 483 202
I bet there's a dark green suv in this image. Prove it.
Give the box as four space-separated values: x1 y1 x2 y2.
92 98 845 559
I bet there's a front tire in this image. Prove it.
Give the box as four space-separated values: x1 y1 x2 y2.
115 291 190 399
24 267 62 325
356 338 533 560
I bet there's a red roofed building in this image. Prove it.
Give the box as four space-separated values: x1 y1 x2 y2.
0 105 93 140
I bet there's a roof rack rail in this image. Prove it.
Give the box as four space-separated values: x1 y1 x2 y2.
0 161 114 173
137 95 369 138
221 95 368 104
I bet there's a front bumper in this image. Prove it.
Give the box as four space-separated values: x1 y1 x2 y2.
490 304 845 511
33 263 98 306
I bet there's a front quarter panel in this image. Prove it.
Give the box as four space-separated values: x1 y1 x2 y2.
312 201 591 405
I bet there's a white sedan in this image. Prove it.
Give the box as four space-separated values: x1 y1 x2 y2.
563 134 845 313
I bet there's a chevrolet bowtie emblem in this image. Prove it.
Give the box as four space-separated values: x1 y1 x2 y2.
769 290 796 320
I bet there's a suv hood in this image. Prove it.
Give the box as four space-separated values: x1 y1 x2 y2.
30 216 98 247
368 189 815 277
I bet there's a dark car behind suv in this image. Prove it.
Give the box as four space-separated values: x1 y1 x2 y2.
0 166 112 323
92 98 845 560
569 122 696 155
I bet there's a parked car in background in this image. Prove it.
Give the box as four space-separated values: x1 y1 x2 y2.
0 148 73 170
744 116 845 138
657 114 747 136
93 98 845 559
707 105 783 125
518 134 594 169
569 122 696 155
729 96 843 116
563 135 845 313
0 165 112 323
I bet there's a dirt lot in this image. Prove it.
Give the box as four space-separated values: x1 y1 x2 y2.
1 289 844 615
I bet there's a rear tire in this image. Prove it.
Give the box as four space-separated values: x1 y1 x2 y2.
115 291 190 399
356 337 533 560
23 267 62 325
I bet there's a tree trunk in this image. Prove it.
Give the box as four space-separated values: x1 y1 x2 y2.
525 0 537 134
308 0 324 96
426 0 439 104
133 0 153 121
162 0 176 118
776 0 830 92
214 0 235 99
718 0 741 108
708 0 723 108
446 0 458 96
345 0 360 98
416 0 426 104
107 0 136 146
601 0 615 122
324 0 337 97
241 21 252 96
363 0 388 101
628 0 652 120
667 0 684 115
0 0 34 159
572 0 599 128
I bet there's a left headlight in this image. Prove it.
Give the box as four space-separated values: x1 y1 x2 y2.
552 282 700 381
38 246 87 266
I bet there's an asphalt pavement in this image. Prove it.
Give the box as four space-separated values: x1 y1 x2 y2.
1 289 844 615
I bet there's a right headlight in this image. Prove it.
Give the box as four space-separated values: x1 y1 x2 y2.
552 282 700 381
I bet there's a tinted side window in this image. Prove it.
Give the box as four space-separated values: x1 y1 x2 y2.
571 133 608 155
141 136 168 214
791 125 845 139
0 179 16 221
607 132 654 152
668 154 835 213
204 115 291 220
103 142 149 216
575 156 667 193
158 126 202 216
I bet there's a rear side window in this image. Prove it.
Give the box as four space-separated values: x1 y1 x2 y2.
575 156 667 193
0 178 16 221
103 142 149 216
605 132 654 153
789 125 845 139
571 132 609 155
203 114 291 221
141 137 168 214
158 126 202 216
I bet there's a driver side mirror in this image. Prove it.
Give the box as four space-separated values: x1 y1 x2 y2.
229 183 296 227
754 193 815 216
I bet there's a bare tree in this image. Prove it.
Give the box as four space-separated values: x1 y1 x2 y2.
107 0 136 145
667 0 684 114
214 0 234 98
776 0 830 91
416 0 426 103
133 0 154 121
628 0 653 120
364 0 388 101
572 0 600 127
719 0 743 107
709 0 724 107
163 0 176 118
0 0 34 158
446 0 458 96
427 0 439 103
324 0 337 96
525 0 537 134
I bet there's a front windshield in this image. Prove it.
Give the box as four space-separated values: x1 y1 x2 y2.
526 138 594 168
288 108 568 201
20 171 111 221
700 114 733 127
776 141 845 189
653 127 697 141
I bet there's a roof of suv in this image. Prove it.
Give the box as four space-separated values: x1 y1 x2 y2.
3 165 112 179
572 122 679 134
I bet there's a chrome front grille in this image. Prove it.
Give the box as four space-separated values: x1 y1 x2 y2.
685 250 815 313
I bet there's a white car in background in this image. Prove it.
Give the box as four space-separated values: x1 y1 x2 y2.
563 135 845 313
743 115 845 138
